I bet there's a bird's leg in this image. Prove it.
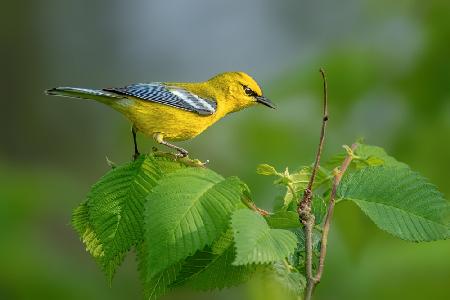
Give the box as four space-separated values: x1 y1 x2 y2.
152 133 208 167
153 133 188 158
132 126 140 160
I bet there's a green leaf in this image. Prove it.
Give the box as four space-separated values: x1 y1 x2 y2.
82 155 184 281
87 157 152 280
143 168 245 278
136 242 182 300
210 228 235 254
326 143 408 170
338 166 450 241
265 211 300 229
280 169 308 208
171 246 258 290
279 166 331 211
269 262 306 296
72 201 89 236
232 209 298 265
72 202 104 258
256 164 278 176
354 144 408 168
312 195 327 225
295 228 322 254
145 265 181 300
72 202 125 280
88 156 158 257
171 228 260 290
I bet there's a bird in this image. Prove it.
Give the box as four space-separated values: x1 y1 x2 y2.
46 71 275 160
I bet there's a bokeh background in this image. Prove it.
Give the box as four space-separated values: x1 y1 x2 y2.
1 0 449 299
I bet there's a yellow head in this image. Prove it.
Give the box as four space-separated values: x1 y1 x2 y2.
206 71 275 113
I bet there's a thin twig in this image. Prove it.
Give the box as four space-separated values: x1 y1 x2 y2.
297 68 328 300
303 216 314 295
314 143 358 281
242 195 270 216
298 68 329 214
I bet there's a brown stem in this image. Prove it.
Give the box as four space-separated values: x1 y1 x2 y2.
242 195 270 216
297 68 328 300
298 68 329 215
249 202 270 216
314 143 358 282
303 213 315 299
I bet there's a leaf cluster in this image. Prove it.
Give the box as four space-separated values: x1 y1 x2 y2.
72 155 298 299
72 143 450 299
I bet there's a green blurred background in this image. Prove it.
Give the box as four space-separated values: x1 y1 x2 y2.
1 0 449 299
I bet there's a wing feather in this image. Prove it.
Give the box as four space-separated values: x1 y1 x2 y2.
104 83 216 115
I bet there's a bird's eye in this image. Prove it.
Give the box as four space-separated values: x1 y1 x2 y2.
243 85 254 96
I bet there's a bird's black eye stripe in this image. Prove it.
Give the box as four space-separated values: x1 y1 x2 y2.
242 85 257 96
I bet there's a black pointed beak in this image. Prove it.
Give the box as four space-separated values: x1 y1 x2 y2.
255 96 276 109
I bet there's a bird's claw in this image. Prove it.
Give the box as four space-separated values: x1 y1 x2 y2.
175 148 189 158
175 152 188 158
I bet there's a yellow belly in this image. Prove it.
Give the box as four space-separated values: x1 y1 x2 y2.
111 98 220 141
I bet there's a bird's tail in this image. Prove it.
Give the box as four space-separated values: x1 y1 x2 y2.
45 87 122 104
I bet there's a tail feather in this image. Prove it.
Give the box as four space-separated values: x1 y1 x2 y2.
45 87 122 103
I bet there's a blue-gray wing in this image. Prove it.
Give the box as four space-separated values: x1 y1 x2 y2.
104 83 216 115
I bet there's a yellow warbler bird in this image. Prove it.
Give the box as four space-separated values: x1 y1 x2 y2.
46 71 275 159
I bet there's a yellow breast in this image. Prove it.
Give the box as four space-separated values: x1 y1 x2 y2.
111 98 221 141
